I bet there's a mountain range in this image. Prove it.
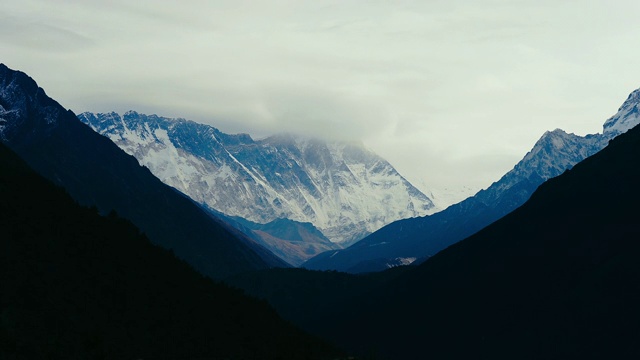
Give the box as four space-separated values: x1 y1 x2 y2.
78 111 437 246
0 63 286 278
303 88 640 272
4 62 640 359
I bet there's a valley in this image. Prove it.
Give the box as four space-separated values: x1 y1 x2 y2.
2 60 640 360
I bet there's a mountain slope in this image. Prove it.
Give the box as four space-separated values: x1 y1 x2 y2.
0 63 286 279
0 142 338 360
305 89 640 272
310 119 640 359
212 211 340 266
79 111 436 245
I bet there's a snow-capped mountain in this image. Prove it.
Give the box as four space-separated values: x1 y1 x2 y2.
475 87 640 208
79 111 436 245
304 87 640 272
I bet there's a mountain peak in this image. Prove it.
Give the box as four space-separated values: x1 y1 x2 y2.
541 128 570 143
545 128 567 135
0 64 69 141
123 109 144 118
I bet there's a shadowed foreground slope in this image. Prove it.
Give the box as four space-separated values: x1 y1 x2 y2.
0 143 339 360
314 124 640 358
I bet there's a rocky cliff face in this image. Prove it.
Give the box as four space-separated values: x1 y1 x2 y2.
79 111 436 245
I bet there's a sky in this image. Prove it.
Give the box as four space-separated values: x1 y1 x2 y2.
3 0 640 204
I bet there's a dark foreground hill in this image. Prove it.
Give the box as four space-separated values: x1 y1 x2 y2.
0 63 286 279
0 143 339 359
312 124 640 358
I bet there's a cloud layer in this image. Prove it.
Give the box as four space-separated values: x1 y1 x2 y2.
3 1 640 198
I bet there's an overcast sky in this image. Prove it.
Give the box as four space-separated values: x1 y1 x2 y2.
3 0 640 202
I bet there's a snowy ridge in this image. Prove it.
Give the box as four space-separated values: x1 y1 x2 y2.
79 111 436 244
474 129 608 207
603 88 640 136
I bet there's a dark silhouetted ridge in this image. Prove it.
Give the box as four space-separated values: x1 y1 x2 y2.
313 123 640 359
0 142 339 359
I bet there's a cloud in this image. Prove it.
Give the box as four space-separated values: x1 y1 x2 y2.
252 84 390 140
2 0 640 199
0 14 94 52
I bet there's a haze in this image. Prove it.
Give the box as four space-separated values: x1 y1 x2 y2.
3 0 640 203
